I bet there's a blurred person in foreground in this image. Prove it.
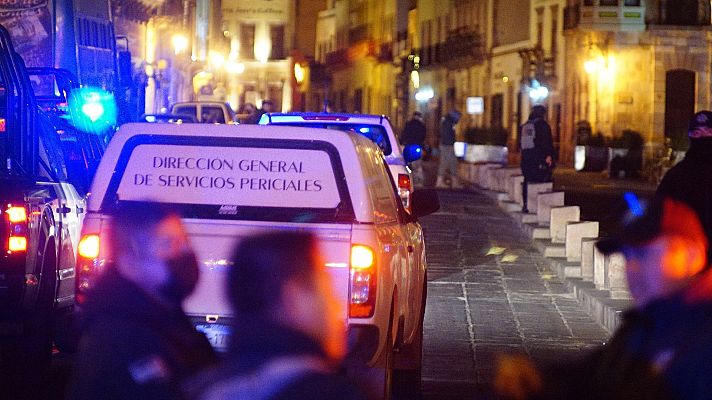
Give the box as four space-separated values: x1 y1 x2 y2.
188 232 366 400
68 202 217 400
494 196 712 400
657 110 712 264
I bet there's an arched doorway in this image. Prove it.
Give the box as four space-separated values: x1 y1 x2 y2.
665 69 696 149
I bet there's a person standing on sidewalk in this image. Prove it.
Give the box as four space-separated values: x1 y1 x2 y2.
657 110 712 265
519 105 555 212
401 111 427 186
494 196 712 400
69 203 217 400
436 110 462 188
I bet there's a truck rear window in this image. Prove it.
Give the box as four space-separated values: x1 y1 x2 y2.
102 135 355 223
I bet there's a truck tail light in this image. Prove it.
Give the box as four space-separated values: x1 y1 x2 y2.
398 173 412 209
349 244 377 318
5 205 28 254
76 234 101 300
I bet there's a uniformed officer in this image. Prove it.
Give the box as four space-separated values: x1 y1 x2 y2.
68 202 217 400
519 105 555 212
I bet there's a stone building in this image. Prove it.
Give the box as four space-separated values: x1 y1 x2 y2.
561 0 712 165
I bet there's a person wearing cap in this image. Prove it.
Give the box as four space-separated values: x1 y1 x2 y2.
519 105 556 213
657 110 712 265
494 196 712 400
401 111 427 186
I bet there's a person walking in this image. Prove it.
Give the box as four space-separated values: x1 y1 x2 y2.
401 111 427 186
188 232 366 400
494 196 712 400
657 110 712 265
519 105 555 212
436 110 462 188
68 202 217 400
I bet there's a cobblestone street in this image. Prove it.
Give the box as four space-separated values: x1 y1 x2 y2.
420 189 611 399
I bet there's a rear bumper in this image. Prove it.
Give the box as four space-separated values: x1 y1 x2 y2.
345 324 380 366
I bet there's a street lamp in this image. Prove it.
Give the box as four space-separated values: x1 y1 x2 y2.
172 34 189 55
294 63 306 85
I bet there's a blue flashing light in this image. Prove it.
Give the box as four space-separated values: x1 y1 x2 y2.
624 192 644 217
68 87 117 134
359 127 370 133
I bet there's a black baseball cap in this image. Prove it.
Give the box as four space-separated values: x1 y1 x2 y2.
689 111 712 138
596 196 707 255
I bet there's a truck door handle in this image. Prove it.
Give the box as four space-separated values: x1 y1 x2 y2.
57 205 71 215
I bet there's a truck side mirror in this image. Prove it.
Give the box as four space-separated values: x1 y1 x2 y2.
403 144 423 163
411 189 440 218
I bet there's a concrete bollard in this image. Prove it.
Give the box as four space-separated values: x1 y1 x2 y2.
550 206 581 243
494 168 521 193
526 182 553 213
536 192 565 225
605 253 629 299
593 245 606 290
509 175 525 206
581 238 598 281
477 164 501 188
565 221 599 262
457 163 474 184
484 164 503 190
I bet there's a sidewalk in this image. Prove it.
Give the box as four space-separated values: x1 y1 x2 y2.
421 189 610 400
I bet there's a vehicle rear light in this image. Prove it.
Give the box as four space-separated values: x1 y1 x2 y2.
5 204 27 254
6 206 27 223
76 234 101 299
78 234 100 259
398 173 412 209
349 244 377 318
8 236 27 252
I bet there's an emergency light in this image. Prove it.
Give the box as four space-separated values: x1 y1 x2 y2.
68 87 117 134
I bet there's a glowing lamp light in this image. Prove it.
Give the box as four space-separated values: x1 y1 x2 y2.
584 59 599 74
226 61 245 74
172 34 188 55
415 88 434 102
528 80 549 102
294 63 306 84
411 70 420 89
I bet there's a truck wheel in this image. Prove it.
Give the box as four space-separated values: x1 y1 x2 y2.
348 306 396 400
393 277 426 399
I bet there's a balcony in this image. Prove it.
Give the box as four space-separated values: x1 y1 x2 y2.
564 1 645 32
349 24 369 45
420 30 485 69
324 40 377 71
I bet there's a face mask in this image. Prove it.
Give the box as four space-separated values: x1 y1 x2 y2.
160 251 200 304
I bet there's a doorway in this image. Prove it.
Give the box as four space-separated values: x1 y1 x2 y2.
664 69 696 149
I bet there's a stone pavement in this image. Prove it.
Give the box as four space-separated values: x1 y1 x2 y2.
420 188 610 400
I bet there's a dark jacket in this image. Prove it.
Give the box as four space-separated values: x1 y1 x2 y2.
401 117 427 146
68 269 217 400
657 137 712 263
519 117 555 182
188 319 366 400
439 113 459 146
540 269 712 400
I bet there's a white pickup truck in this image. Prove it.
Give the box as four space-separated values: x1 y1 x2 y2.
76 123 439 398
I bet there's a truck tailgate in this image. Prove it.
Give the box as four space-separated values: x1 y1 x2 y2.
182 219 352 320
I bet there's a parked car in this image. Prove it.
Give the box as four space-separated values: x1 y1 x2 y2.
258 112 422 209
76 123 439 398
171 102 236 124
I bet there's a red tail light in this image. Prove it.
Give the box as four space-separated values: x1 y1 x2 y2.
398 173 412 209
76 234 101 300
349 245 377 318
5 205 28 254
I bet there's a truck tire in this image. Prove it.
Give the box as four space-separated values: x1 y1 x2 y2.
349 302 396 400
393 276 427 399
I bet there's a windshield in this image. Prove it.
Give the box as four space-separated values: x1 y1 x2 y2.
269 122 392 155
103 135 355 223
